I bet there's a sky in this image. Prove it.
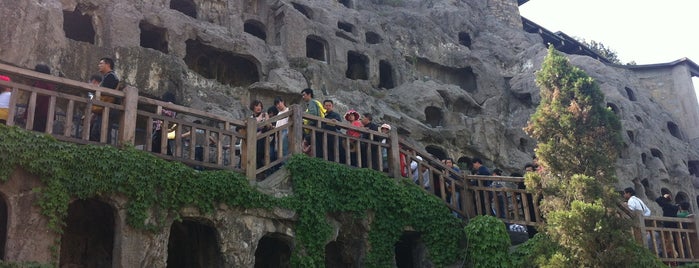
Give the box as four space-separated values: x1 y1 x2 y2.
519 0 699 100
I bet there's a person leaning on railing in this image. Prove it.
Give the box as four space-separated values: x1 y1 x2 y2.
0 75 12 123
89 57 120 141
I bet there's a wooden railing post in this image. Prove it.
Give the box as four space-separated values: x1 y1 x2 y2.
119 86 138 147
389 128 401 178
290 105 304 154
634 212 649 248
463 175 476 220
245 118 257 181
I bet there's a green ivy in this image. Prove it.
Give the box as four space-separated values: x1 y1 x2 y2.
0 125 465 266
464 215 512 268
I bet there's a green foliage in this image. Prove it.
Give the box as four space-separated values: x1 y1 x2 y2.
285 155 465 267
523 47 659 267
574 38 623 64
511 233 558 268
0 124 465 266
464 215 511 268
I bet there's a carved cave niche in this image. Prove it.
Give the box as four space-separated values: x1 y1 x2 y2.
414 58 477 92
166 218 224 268
346 51 369 80
641 178 653 199
184 39 260 87
337 21 355 34
606 102 619 115
306 35 327 61
378 60 395 89
394 231 424 268
635 115 643 123
650 148 664 161
244 19 267 41
518 137 528 153
458 32 471 48
139 21 169 54
0 193 6 260
424 106 444 127
365 31 382 44
325 239 361 267
624 87 637 101
627 131 635 143
667 121 682 140
291 2 313 20
675 191 689 205
339 0 353 8
59 199 115 268
425 145 447 160
688 160 699 177
641 153 647 165
254 233 292 268
170 0 198 18
63 7 95 44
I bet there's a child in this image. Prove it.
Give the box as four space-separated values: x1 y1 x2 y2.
344 109 362 138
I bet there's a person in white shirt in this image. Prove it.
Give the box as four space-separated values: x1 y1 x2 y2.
624 187 651 216
273 97 290 155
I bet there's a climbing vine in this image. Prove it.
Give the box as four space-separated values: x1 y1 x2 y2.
0 124 465 266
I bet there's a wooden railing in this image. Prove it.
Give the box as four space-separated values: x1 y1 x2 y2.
0 63 542 226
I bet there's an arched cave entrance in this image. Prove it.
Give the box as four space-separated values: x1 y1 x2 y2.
414 59 477 91
254 233 292 268
379 60 395 89
306 35 327 61
624 87 637 101
667 121 682 140
606 102 619 115
688 160 699 177
339 0 353 8
0 194 7 260
425 145 447 160
184 39 260 87
458 32 471 48
365 31 382 44
170 0 197 18
59 199 115 268
650 148 664 161
337 21 355 34
244 20 267 41
63 8 95 44
675 191 689 204
346 51 369 80
166 218 223 268
291 2 313 20
627 131 635 143
394 231 423 268
424 106 443 127
325 240 360 267
139 21 169 53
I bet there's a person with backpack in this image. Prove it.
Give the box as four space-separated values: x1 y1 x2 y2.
301 88 327 158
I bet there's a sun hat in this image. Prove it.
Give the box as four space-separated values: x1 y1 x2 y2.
380 123 391 130
0 75 10 82
344 109 360 121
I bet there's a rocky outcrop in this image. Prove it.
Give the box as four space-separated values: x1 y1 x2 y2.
2 0 699 265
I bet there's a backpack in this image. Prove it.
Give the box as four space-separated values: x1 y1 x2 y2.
304 99 326 125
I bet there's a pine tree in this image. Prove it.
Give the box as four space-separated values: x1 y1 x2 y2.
523 47 661 267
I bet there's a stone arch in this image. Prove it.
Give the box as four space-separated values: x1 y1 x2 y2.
394 231 424 267
346 51 369 80
167 218 224 268
170 0 197 18
667 121 682 140
254 233 292 268
63 8 95 44
365 31 382 44
424 106 443 127
337 21 355 34
624 87 637 101
139 21 169 53
59 199 115 268
378 60 395 89
338 0 353 8
425 145 447 160
688 160 699 177
244 20 267 41
458 32 471 48
0 192 7 260
606 102 619 115
291 2 313 20
306 35 327 61
627 131 635 143
650 148 664 161
184 39 260 87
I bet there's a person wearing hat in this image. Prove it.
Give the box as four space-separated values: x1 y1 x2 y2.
0 75 12 123
344 109 362 138
380 123 391 171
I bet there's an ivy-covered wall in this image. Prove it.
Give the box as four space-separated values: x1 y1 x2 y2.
0 124 465 267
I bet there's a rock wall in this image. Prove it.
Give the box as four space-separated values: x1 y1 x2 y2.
2 0 699 264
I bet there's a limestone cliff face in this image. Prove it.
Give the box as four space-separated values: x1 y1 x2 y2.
2 0 699 250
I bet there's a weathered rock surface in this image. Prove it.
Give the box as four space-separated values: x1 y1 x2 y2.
2 0 699 266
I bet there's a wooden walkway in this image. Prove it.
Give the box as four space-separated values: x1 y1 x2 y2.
0 62 696 264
